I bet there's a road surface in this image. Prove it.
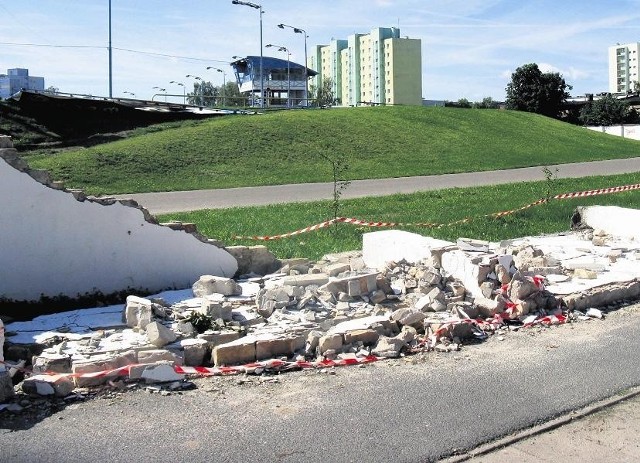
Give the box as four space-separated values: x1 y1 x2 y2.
114 157 640 214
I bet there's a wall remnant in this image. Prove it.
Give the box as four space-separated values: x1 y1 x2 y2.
0 135 237 305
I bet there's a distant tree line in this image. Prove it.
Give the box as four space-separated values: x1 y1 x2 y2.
447 63 639 126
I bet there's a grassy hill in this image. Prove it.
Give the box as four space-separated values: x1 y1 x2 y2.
24 106 640 195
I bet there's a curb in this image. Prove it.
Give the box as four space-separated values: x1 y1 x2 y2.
440 385 640 462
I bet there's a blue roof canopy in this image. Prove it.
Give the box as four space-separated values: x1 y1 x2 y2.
231 56 317 76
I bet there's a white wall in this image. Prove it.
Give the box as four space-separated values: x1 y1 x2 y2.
585 125 640 141
0 139 237 303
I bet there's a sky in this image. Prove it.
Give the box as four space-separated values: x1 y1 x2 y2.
1 0 639 103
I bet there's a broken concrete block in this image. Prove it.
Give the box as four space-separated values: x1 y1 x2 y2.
72 350 138 387
197 330 241 348
146 321 177 348
0 370 14 402
441 250 494 298
32 353 72 374
574 268 598 279
140 363 184 383
323 262 351 277
193 275 242 297
198 297 233 321
573 206 640 241
363 230 454 269
369 290 387 304
282 273 329 287
255 334 305 361
475 296 506 318
343 329 380 346
321 273 379 297
124 295 153 329
507 273 540 301
318 333 343 354
22 374 74 397
371 335 406 358
181 338 209 366
212 336 256 366
138 349 182 365
398 311 426 328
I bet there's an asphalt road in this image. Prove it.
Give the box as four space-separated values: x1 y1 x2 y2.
114 157 640 214
3 305 640 463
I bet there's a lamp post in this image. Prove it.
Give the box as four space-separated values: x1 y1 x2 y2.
152 86 167 102
206 67 226 107
278 23 308 107
123 91 136 98
266 44 290 107
186 74 204 106
231 0 263 109
169 80 186 105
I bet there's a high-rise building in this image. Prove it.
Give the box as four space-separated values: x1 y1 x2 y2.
609 43 640 94
309 27 422 106
0 68 45 99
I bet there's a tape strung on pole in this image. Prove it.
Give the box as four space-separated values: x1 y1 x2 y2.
233 182 640 241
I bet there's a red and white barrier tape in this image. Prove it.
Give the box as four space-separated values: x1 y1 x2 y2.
233 182 640 241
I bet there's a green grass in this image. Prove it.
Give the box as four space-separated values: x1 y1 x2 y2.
24 106 640 195
159 172 640 260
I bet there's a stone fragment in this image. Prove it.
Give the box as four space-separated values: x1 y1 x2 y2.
193 275 242 297
181 338 209 366
399 311 426 328
212 337 256 366
32 353 72 374
363 230 454 269
369 290 387 304
323 262 351 277
371 335 406 358
321 273 378 297
475 296 506 318
138 349 182 365
225 245 280 276
72 350 138 387
495 265 511 284
199 297 233 321
0 370 14 402
318 333 343 354
586 308 604 319
197 331 242 348
343 329 379 346
22 374 74 397
574 268 598 279
124 295 153 329
146 321 177 348
256 335 305 360
140 363 184 383
507 273 540 301
282 273 329 287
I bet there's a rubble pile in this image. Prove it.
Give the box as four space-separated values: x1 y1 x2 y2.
3 216 640 400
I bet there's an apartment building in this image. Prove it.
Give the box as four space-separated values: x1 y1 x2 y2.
609 42 640 94
0 68 45 99
309 27 422 106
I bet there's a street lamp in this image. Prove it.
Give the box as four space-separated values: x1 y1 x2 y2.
169 80 186 105
231 0 263 109
278 23 308 107
152 86 167 102
206 67 226 107
266 44 290 107
123 91 135 98
186 74 204 106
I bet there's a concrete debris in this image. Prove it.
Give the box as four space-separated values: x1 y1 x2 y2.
5 206 640 398
0 370 15 402
22 374 74 397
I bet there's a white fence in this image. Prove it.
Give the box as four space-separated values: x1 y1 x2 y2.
585 125 640 141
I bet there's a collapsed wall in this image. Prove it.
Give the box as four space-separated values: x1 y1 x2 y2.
0 136 238 305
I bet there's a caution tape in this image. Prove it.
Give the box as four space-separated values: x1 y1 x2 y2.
233 182 640 241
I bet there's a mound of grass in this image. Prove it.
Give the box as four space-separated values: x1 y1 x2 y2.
25 106 640 195
160 172 640 260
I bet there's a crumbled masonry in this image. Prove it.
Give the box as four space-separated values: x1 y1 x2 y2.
4 207 640 400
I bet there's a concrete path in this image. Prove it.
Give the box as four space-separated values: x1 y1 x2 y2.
114 157 640 214
454 389 640 462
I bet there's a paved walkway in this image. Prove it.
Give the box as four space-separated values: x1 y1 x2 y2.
449 389 640 462
115 157 640 214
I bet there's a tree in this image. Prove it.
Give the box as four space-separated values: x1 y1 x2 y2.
456 98 472 108
474 96 499 109
310 78 335 107
44 86 59 94
579 94 635 126
505 63 572 118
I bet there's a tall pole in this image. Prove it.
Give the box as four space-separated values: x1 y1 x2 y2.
287 50 290 108
108 0 112 98
259 7 264 109
231 1 263 108
278 23 308 106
